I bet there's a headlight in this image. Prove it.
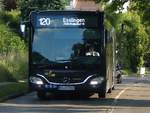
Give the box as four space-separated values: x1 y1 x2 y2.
90 77 104 85
30 76 43 85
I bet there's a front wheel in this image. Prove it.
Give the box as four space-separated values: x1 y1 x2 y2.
37 91 47 100
98 92 106 98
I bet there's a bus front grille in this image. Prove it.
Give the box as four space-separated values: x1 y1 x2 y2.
47 76 86 84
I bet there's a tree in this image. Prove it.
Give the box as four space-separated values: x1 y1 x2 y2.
0 0 4 11
19 0 67 20
129 0 150 68
3 0 17 11
95 0 128 12
121 12 148 72
96 0 149 72
130 0 150 25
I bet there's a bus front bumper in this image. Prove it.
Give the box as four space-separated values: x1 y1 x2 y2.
30 81 105 93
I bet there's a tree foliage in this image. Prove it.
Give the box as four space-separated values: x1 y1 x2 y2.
120 12 149 72
95 0 128 12
129 0 150 68
0 11 28 81
96 0 150 72
0 0 4 11
130 0 150 25
18 0 67 20
3 0 17 11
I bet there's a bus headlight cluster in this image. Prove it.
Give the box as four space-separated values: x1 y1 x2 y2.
30 76 43 85
90 77 104 85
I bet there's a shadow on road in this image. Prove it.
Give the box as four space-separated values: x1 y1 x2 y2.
2 77 150 109
114 98 150 107
29 94 150 108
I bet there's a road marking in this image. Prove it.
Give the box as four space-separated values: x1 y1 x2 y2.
68 108 106 111
0 103 108 109
114 87 128 101
109 87 129 113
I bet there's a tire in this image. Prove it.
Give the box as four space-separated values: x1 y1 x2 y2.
98 91 106 98
37 91 47 100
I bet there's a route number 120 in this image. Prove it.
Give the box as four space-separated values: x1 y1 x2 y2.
39 18 51 26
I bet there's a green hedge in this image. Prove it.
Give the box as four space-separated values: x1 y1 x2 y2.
0 11 28 82
0 82 28 101
0 10 20 31
0 64 16 82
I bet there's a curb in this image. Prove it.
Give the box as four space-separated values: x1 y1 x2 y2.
0 90 31 102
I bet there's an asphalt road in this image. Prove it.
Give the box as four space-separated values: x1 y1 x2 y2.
0 76 150 113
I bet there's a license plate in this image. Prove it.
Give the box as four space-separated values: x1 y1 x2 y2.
58 86 75 91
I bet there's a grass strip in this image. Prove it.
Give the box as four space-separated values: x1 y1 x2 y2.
0 82 28 101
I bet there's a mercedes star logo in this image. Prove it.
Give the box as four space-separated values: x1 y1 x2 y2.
63 77 70 83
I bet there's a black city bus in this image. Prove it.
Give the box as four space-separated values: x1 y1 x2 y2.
25 11 116 99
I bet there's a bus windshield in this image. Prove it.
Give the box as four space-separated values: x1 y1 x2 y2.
32 27 101 65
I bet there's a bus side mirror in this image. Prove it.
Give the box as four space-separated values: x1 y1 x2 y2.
116 50 118 54
20 23 25 34
20 21 29 38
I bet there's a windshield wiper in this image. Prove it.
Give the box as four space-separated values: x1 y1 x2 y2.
35 61 58 68
55 59 72 63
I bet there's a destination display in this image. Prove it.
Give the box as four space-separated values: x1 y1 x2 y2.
32 14 99 28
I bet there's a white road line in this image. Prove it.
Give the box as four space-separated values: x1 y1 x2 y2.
114 87 128 102
109 87 129 113
0 103 108 109
68 108 106 111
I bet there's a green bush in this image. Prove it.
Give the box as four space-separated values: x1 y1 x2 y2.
0 82 28 101
121 69 128 75
0 10 20 31
121 69 134 76
0 52 28 81
0 64 16 82
3 0 17 11
19 0 66 20
0 11 28 81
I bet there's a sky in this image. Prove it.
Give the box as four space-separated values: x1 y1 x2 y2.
108 0 130 13
122 1 129 12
